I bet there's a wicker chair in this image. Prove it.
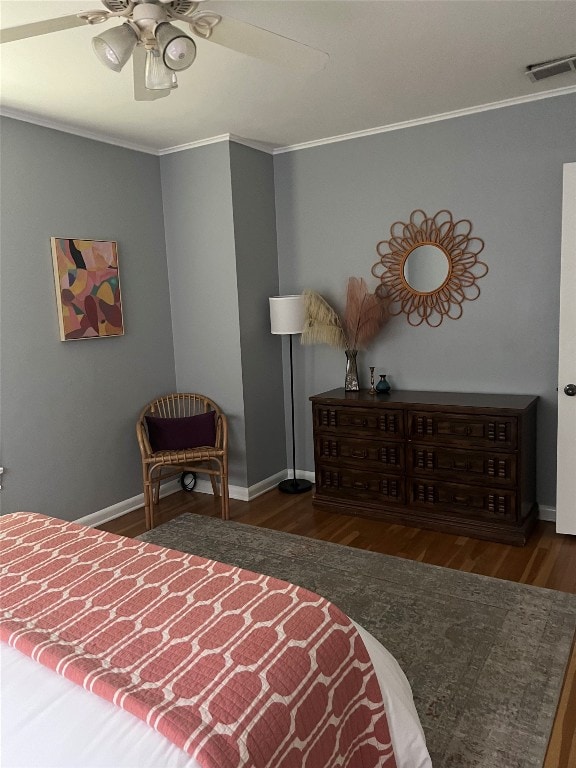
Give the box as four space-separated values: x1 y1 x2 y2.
136 393 229 530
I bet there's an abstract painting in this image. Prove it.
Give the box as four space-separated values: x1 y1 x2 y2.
50 238 124 341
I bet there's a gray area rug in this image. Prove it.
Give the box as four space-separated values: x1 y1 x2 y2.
139 514 576 768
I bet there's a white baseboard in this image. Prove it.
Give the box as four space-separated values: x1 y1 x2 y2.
193 470 288 502
76 480 182 527
80 472 553 529
169 469 316 501
538 504 556 522
76 469 316 528
194 469 316 501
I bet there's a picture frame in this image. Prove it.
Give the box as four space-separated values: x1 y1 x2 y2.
50 237 124 341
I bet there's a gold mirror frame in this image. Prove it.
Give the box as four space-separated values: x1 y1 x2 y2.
371 209 488 327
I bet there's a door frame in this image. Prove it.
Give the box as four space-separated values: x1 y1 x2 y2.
556 162 576 535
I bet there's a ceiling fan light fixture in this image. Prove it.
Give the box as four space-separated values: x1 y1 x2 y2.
155 22 196 71
92 23 138 72
145 49 177 90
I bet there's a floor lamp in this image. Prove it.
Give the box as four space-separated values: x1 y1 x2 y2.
269 295 313 494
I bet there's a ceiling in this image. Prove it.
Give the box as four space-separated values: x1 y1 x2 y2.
1 1 575 154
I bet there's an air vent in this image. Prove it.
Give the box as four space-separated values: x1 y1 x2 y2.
526 55 576 82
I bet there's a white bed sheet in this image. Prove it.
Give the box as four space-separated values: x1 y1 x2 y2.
1 622 431 768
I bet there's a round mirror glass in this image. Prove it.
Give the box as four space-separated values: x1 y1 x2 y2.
403 244 450 293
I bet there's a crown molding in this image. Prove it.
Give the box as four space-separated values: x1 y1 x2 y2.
157 133 231 155
272 85 576 154
0 112 271 157
2 85 574 158
228 134 276 155
0 107 159 154
158 133 274 155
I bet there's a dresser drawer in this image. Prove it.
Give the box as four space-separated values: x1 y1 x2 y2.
408 411 517 450
313 404 403 439
409 445 517 487
316 465 405 505
310 389 538 545
316 435 404 473
408 479 517 522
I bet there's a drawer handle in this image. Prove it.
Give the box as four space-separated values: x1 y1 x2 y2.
453 494 470 505
351 417 368 427
453 460 469 471
351 449 368 458
353 481 369 490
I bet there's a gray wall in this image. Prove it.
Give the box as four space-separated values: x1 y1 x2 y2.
2 93 572 519
274 94 576 509
229 142 286 486
160 141 246 485
0 117 176 520
160 141 287 488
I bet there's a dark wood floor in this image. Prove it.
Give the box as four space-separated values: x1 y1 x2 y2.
99 488 576 768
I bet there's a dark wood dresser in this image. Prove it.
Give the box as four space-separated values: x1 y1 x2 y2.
310 388 539 545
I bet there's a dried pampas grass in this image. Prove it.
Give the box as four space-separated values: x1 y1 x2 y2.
301 279 389 351
342 277 390 350
301 291 347 349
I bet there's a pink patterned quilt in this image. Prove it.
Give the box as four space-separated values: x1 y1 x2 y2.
0 512 397 768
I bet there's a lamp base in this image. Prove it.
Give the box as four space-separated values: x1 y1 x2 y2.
278 478 313 494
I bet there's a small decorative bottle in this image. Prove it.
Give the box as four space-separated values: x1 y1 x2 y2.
376 374 391 394
369 367 376 394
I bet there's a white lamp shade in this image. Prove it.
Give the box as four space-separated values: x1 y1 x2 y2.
269 295 305 335
92 23 137 72
155 23 196 71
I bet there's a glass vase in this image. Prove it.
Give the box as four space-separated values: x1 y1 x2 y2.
344 349 360 391
376 374 391 394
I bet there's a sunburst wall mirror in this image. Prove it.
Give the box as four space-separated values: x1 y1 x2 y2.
371 209 488 327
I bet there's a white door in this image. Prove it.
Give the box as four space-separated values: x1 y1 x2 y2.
556 163 576 534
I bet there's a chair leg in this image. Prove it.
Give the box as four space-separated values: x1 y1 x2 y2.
143 466 152 531
221 457 230 521
149 469 162 530
221 478 229 521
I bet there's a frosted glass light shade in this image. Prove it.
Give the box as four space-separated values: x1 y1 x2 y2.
145 50 175 90
155 23 196 71
269 295 305 335
92 23 137 72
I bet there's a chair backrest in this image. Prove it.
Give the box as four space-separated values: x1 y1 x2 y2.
137 393 227 456
143 393 221 420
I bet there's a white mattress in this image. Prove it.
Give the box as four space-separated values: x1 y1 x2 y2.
1 621 431 768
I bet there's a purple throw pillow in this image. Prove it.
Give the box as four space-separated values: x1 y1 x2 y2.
145 410 217 452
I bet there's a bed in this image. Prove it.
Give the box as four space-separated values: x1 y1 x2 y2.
1 512 431 768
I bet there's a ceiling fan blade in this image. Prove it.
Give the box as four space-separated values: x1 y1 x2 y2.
133 47 170 102
204 15 328 72
0 14 88 45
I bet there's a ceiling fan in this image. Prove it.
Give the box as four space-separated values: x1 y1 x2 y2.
0 0 328 101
